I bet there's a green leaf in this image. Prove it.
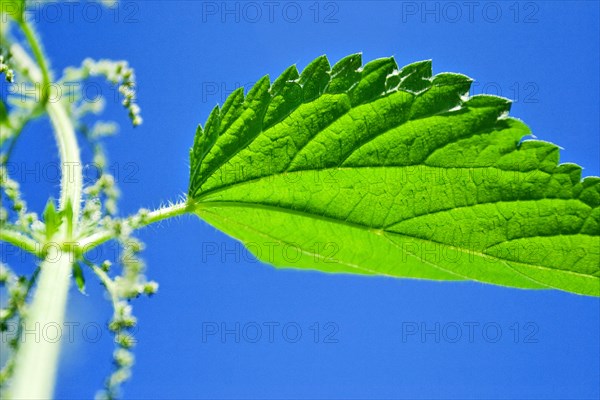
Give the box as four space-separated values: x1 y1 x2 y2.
0 98 7 121
188 54 600 297
42 198 62 240
63 198 74 236
72 263 86 294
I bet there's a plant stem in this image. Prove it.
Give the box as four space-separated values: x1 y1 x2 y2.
79 201 191 251
6 19 82 400
7 252 74 399
46 100 82 221
17 19 51 103
141 200 191 226
0 228 41 257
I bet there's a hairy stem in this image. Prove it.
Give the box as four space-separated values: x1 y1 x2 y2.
6 19 82 400
138 200 191 226
0 228 41 257
47 100 82 222
8 252 73 399
79 200 191 252
17 19 51 103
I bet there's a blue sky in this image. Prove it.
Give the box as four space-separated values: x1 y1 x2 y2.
2 1 599 399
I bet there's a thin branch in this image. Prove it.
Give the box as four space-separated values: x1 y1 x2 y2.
0 227 42 257
78 200 192 252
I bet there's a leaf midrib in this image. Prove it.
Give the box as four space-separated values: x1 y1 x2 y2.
194 200 597 282
198 204 464 280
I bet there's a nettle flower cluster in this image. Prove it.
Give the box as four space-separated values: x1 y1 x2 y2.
0 13 155 399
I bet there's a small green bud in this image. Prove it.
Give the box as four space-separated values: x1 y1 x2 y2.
142 281 159 296
101 260 112 272
116 333 135 349
113 348 135 368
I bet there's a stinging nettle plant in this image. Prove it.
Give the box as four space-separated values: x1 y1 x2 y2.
0 1 599 399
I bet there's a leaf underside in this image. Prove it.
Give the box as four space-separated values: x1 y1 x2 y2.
189 54 600 297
